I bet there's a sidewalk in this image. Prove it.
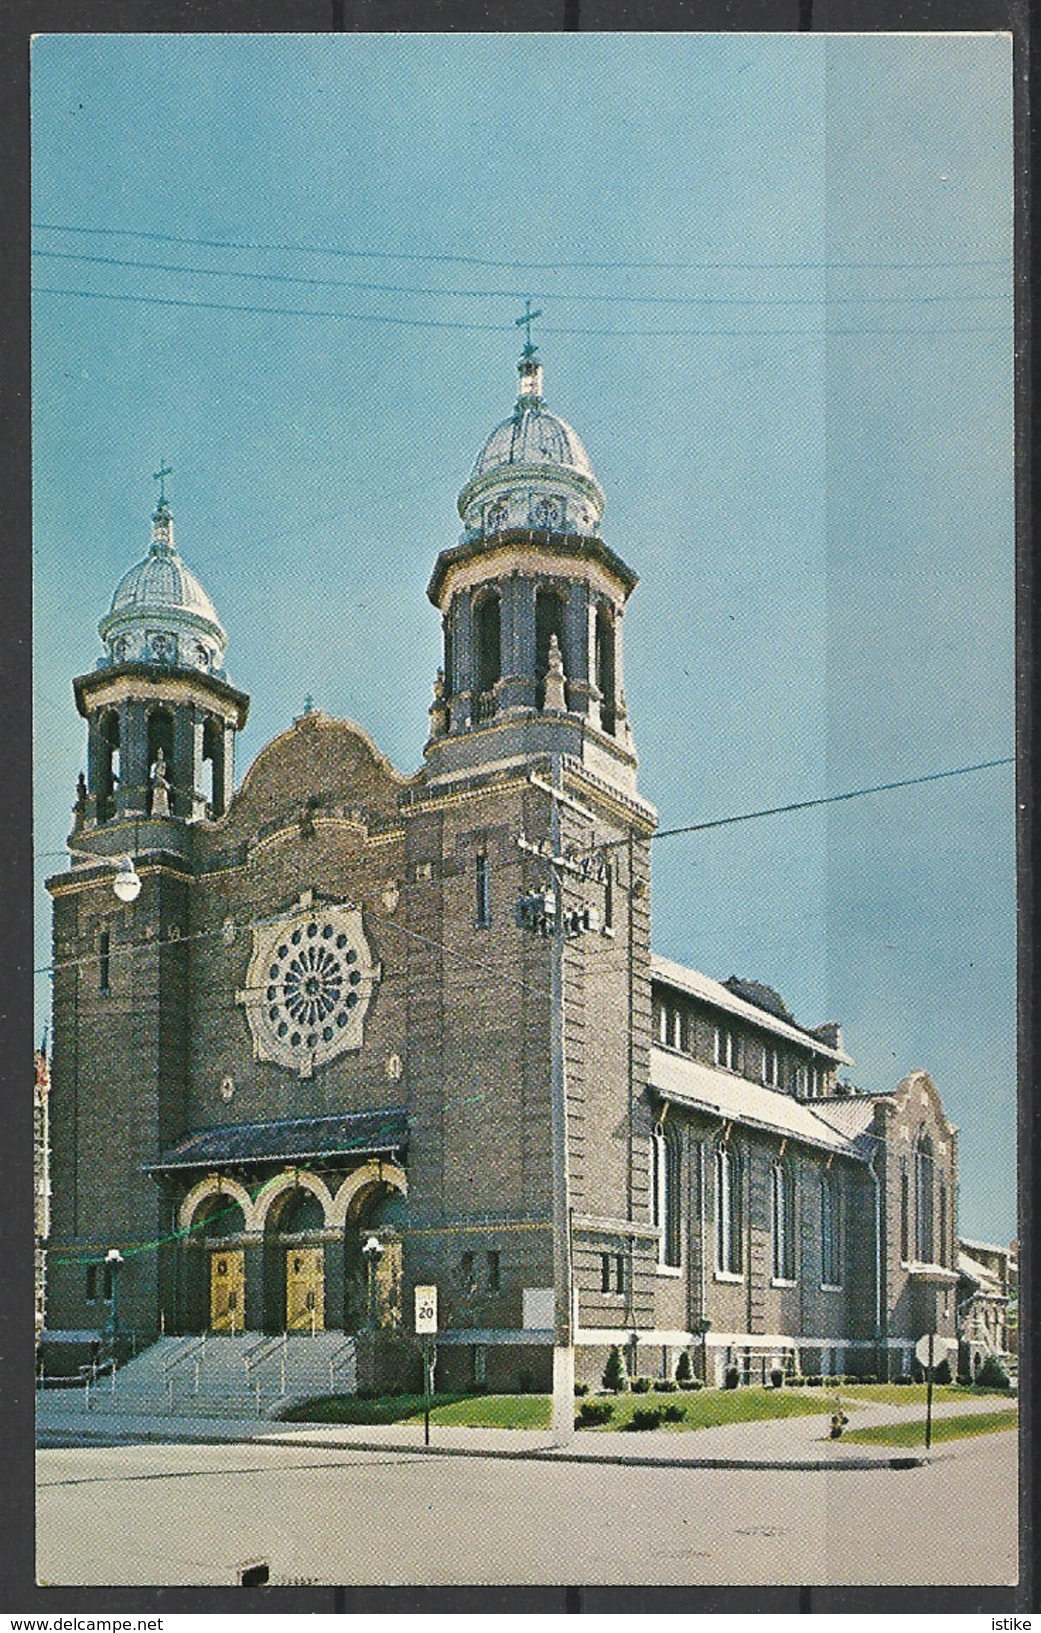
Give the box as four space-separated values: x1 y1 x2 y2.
36 1390 1016 1470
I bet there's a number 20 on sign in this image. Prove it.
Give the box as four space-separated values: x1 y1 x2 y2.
415 1285 438 1333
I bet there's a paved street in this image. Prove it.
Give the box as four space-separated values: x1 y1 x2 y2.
37 1425 1018 1588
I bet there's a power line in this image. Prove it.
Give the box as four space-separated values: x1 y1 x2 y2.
30 249 1011 310
654 756 1015 841
31 286 1011 342
31 221 1008 275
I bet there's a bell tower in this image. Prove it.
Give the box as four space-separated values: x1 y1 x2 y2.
424 338 639 794
71 476 249 849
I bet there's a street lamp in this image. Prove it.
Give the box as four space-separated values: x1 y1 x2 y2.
67 849 142 903
362 1234 383 1330
105 1247 124 1342
694 1315 712 1385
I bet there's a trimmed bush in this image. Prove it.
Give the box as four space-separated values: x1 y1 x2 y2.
678 1378 703 1391
933 1357 952 1385
627 1404 665 1430
895 1374 913 1385
602 1344 629 1394
576 1398 614 1427
859 1374 878 1385
805 1375 823 1388
976 1354 1011 1390
631 1375 652 1394
662 1401 685 1423
574 1382 589 1397
675 1350 693 1383
770 1369 785 1389
652 1378 678 1393
787 1375 807 1387
723 1366 740 1390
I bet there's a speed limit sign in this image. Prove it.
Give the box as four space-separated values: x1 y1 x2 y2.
415 1285 438 1334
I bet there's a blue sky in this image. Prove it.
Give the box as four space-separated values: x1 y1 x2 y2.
31 33 1015 1242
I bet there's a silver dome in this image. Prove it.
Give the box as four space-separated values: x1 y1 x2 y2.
97 501 228 674
469 403 596 485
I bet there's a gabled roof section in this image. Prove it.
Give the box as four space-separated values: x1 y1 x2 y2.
651 954 853 1065
650 1048 862 1158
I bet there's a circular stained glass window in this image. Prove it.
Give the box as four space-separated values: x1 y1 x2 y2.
241 904 378 1076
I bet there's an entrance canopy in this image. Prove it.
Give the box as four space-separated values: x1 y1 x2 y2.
147 1107 408 1175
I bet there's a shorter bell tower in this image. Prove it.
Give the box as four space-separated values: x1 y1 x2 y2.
71 481 249 847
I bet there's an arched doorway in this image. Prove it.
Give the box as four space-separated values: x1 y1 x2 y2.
344 1183 407 1334
263 1185 328 1333
186 1194 247 1332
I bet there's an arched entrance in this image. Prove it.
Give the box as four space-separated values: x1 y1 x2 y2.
263 1185 328 1333
185 1194 248 1332
344 1182 407 1333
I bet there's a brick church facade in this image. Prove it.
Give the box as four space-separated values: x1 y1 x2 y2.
44 343 960 1388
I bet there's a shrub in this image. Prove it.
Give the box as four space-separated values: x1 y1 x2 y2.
770 1369 785 1389
675 1349 693 1383
652 1378 678 1393
805 1375 823 1388
976 1354 1011 1391
933 1357 952 1385
574 1382 589 1397
602 1344 629 1394
631 1375 652 1394
662 1401 685 1423
576 1397 614 1427
895 1374 913 1386
859 1374 878 1385
678 1378 703 1391
627 1404 664 1430
787 1375 807 1387
723 1366 740 1390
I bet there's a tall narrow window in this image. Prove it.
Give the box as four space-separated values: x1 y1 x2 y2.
98 711 120 822
762 1046 779 1088
486 1249 501 1290
793 1063 807 1097
715 1143 743 1275
939 1179 948 1266
603 862 614 931
772 1161 796 1281
595 605 616 735
821 1172 842 1287
443 614 454 698
202 718 225 817
460 1250 475 1288
474 593 501 705
652 1125 681 1267
715 1028 735 1071
915 1134 935 1262
98 929 111 994
85 1265 97 1302
900 1166 910 1262
475 852 491 928
600 1252 612 1293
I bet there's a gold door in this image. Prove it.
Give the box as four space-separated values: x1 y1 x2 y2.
210 1248 245 1333
286 1247 325 1331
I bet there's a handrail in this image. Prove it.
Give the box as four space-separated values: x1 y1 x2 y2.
245 1331 288 1411
328 1337 357 1393
162 1333 207 1399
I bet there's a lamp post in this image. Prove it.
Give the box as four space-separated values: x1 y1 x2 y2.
362 1234 383 1331
105 1247 124 1345
695 1315 712 1385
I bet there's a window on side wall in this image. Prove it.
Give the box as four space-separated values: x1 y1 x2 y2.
715 1142 743 1276
715 1028 735 1072
821 1171 843 1288
475 851 491 928
772 1160 796 1282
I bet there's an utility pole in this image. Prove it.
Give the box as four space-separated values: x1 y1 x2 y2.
515 759 600 1445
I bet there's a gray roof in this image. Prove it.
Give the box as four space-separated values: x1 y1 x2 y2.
807 1097 879 1139
149 1107 408 1173
650 1048 862 1158
651 955 854 1065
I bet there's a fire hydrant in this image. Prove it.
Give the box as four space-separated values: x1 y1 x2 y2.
829 1411 849 1439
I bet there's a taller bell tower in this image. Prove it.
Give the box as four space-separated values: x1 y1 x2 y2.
424 340 639 794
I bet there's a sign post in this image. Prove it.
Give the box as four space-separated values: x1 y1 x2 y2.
915 1331 943 1450
415 1285 438 1447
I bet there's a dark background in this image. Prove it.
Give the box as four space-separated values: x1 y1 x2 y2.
2 0 1032 1613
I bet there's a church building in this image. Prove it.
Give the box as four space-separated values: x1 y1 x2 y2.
44 341 961 1391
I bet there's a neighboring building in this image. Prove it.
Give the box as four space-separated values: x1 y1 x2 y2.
957 1236 1015 1375
44 342 960 1388
34 1045 51 1335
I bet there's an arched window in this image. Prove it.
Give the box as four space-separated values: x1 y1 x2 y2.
535 587 566 709
474 592 501 707
595 605 616 735
821 1171 842 1287
97 711 120 821
443 614 454 698
202 718 225 816
715 1142 743 1276
915 1133 935 1262
772 1160 796 1282
652 1123 681 1268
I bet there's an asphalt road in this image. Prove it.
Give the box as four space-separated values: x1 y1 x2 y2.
36 1429 1018 1588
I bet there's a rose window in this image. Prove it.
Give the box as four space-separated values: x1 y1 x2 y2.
239 904 379 1077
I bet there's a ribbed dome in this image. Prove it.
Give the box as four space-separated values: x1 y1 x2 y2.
457 353 605 541
109 550 220 625
97 500 228 675
469 403 596 485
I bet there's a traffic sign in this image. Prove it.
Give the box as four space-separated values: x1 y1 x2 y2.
915 1332 944 1368
415 1285 438 1334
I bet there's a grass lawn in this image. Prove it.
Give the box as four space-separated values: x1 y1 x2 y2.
588 1387 835 1432
836 1382 1011 1407
844 1408 1018 1447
